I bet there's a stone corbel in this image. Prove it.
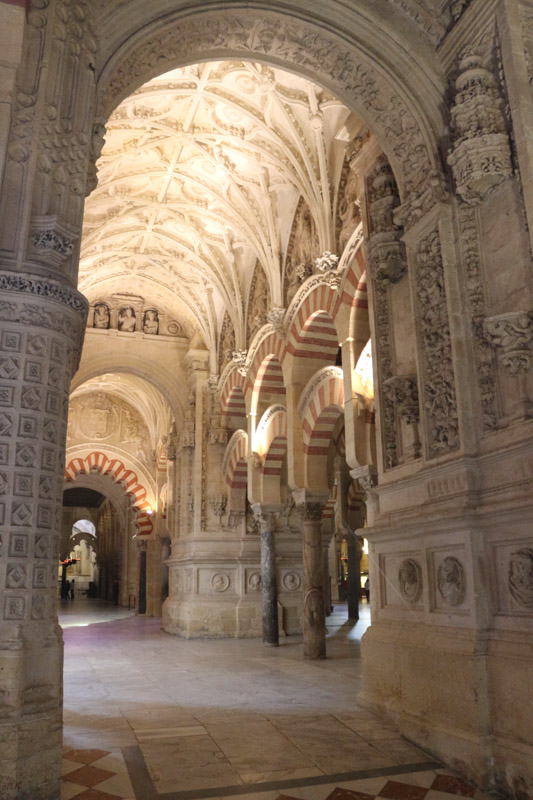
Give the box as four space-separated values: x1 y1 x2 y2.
208 494 227 519
367 232 406 284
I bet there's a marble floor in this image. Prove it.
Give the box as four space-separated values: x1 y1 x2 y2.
60 600 495 800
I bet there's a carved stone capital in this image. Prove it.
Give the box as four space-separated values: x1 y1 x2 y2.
484 311 533 376
292 490 329 523
367 233 406 284
251 503 280 532
350 465 378 496
29 215 79 268
267 307 287 336
209 494 227 518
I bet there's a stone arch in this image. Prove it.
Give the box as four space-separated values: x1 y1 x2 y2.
95 4 446 221
298 367 345 490
223 430 249 513
245 330 286 397
255 405 288 505
64 451 154 535
251 355 286 420
221 385 247 432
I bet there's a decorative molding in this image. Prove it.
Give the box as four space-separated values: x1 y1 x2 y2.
448 47 512 204
414 228 459 457
484 311 533 376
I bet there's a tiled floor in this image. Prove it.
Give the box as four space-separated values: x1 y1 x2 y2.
60 601 496 800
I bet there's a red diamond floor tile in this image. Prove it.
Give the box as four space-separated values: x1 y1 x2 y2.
63 765 116 788
62 748 111 765
430 775 476 797
378 780 429 799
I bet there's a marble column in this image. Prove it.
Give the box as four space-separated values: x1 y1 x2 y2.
137 541 147 615
293 490 328 659
0 278 87 800
322 525 334 616
252 504 280 646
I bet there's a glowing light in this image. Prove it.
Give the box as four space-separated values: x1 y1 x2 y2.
363 538 369 555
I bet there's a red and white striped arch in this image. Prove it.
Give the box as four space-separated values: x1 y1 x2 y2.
246 332 286 394
350 271 370 346
251 354 286 419
298 367 345 489
257 405 288 477
223 430 248 511
64 451 154 535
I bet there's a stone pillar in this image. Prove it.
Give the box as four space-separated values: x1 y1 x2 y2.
321 525 334 616
0 278 87 800
137 541 147 615
252 504 279 646
293 490 328 659
346 532 362 620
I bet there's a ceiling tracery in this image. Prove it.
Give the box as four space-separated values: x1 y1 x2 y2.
81 61 357 352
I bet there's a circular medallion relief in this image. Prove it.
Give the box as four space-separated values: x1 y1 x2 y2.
211 573 230 593
437 556 466 607
282 572 301 592
235 75 256 94
398 559 422 604
248 572 262 592
166 320 182 336
508 548 533 609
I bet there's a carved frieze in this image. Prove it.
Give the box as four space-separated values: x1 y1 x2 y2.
382 375 420 425
414 229 459 457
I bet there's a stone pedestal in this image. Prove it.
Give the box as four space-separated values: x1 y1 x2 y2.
0 276 87 800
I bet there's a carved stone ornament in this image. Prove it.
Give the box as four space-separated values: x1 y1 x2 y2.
415 229 459 456
29 215 79 268
398 558 423 603
367 233 406 285
296 502 324 523
351 464 378 496
267 307 287 336
282 572 301 592
448 48 513 204
382 375 420 424
248 572 262 592
437 556 466 607
508 548 533 609
315 251 340 272
181 392 196 449
209 494 227 518
211 572 230 592
232 349 248 377
366 156 407 285
484 311 533 376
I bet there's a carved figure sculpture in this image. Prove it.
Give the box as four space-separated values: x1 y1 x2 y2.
437 556 466 607
93 302 110 329
118 306 136 332
143 309 159 334
398 558 422 603
508 548 533 609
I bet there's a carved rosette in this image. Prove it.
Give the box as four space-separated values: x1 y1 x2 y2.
484 311 533 376
448 48 512 203
415 229 459 457
508 548 533 609
382 375 420 425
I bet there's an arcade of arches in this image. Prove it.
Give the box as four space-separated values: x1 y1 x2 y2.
1 1 533 799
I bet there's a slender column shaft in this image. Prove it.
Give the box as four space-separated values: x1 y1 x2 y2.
347 535 361 620
260 524 278 645
294 493 327 659
252 504 279 646
138 544 147 615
